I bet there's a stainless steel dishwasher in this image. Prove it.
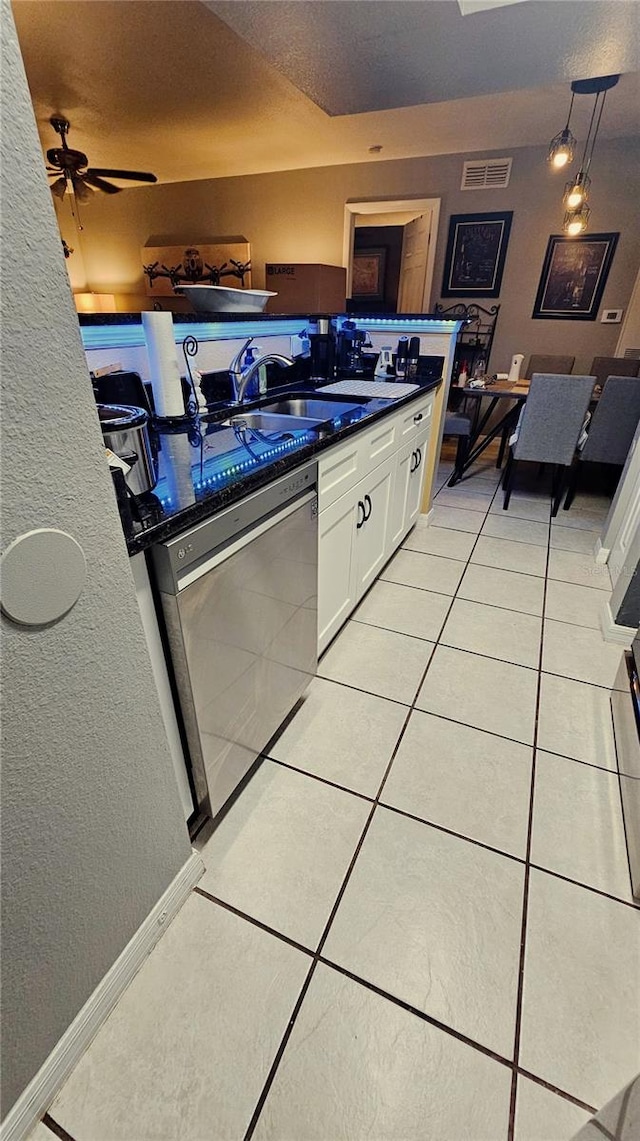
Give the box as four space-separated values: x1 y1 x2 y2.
152 463 318 819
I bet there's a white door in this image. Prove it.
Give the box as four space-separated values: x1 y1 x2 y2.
397 214 431 313
318 490 359 654
355 457 395 597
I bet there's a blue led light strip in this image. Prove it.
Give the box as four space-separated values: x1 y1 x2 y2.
80 318 312 352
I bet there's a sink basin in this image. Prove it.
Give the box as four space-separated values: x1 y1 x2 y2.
221 411 323 433
259 397 364 420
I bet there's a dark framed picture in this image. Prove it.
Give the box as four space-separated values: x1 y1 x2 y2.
532 233 619 321
352 248 386 299
441 211 513 298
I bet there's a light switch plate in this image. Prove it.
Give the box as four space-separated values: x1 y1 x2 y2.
601 308 623 323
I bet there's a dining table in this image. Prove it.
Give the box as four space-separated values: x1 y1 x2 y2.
447 378 531 485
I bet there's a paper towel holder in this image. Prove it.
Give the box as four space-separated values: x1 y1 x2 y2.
150 333 200 428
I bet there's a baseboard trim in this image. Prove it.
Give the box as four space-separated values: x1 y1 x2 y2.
600 599 636 646
595 541 610 565
423 507 434 524
1 850 204 1141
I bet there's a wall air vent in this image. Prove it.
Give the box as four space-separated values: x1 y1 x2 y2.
624 348 640 360
461 158 512 190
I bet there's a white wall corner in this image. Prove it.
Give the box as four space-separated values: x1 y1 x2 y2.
1 851 204 1141
599 598 636 647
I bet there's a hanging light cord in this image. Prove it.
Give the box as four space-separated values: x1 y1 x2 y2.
564 91 575 130
580 89 607 177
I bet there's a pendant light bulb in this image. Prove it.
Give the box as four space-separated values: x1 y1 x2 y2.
563 171 591 211
548 91 576 169
563 203 591 236
548 126 576 168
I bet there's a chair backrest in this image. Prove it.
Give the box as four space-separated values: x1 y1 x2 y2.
514 373 595 465
581 375 640 466
526 354 575 377
590 356 640 389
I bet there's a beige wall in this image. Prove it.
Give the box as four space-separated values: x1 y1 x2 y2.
62 137 639 374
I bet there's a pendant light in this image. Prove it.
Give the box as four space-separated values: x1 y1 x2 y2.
563 202 591 236
560 74 619 236
547 92 576 168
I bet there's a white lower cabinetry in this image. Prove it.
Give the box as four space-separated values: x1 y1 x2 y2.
318 395 433 654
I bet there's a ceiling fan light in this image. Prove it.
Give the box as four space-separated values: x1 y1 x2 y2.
50 176 67 199
563 171 591 211
563 203 591 236
548 126 576 168
73 178 93 203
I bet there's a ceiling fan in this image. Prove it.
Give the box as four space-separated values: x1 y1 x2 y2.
46 116 158 202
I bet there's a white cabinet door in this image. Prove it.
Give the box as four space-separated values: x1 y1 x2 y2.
405 428 431 531
355 457 395 598
388 441 413 553
318 489 359 655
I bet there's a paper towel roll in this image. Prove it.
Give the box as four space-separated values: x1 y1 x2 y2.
508 353 524 384
142 311 184 418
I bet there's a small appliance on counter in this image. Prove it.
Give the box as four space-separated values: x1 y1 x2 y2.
336 321 368 375
97 404 157 496
308 317 336 381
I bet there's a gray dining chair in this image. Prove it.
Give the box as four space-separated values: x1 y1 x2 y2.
589 356 640 390
563 375 640 510
496 354 576 468
502 373 595 516
525 354 575 377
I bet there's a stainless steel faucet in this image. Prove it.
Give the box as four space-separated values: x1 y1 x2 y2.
228 337 294 404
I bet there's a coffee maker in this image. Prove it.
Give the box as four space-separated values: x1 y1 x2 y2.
308 317 336 381
336 320 367 375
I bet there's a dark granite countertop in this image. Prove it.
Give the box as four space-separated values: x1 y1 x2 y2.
121 376 441 557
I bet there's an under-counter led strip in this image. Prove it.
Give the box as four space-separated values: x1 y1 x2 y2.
157 432 313 508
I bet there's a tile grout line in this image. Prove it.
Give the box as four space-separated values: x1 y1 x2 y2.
507 500 553 1141
240 482 502 1140
42 1113 78 1141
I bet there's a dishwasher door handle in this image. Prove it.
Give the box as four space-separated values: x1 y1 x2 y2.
175 489 317 591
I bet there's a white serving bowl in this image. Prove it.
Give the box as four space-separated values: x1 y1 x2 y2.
178 285 277 314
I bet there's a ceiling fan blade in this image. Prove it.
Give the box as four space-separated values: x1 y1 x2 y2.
50 176 67 200
83 172 120 195
87 168 157 183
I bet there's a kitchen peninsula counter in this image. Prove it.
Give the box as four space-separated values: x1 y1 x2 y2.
120 376 442 556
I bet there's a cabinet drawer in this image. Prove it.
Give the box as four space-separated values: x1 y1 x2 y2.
317 436 360 512
358 417 397 468
399 393 433 440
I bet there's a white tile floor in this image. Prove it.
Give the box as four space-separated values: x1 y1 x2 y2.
35 454 639 1141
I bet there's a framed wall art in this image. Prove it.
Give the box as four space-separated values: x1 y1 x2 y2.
532 232 619 321
441 211 513 298
352 248 386 299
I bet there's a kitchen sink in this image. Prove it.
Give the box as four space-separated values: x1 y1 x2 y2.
221 411 324 433
258 397 365 420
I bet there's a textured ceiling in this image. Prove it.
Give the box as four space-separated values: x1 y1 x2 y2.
12 0 640 186
206 0 640 115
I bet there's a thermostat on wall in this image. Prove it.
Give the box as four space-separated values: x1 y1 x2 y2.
601 308 623 323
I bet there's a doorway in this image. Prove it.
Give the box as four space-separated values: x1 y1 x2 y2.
342 198 441 313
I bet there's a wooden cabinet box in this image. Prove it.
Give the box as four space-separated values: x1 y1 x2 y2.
265 263 347 313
